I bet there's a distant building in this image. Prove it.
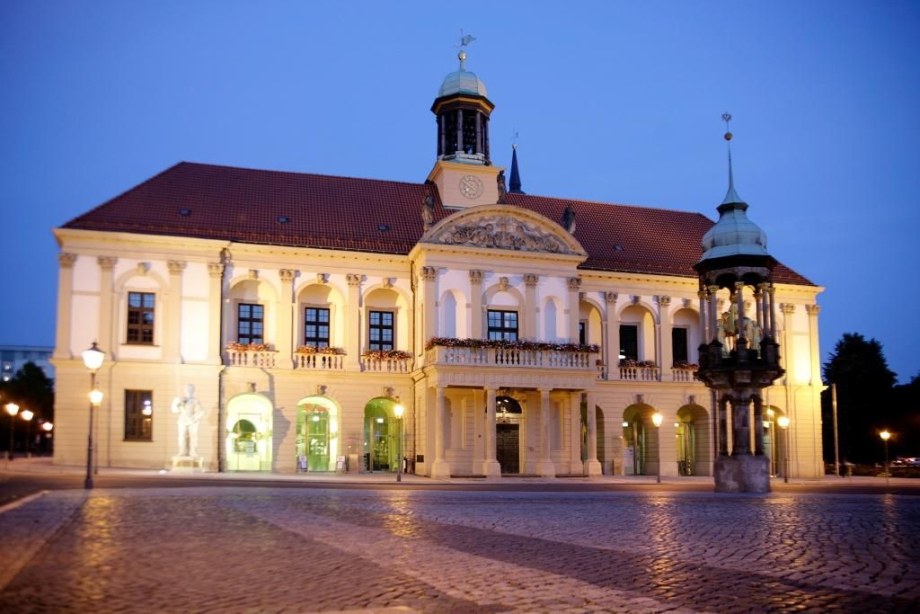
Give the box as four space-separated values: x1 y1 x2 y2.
50 49 824 479
1 345 54 382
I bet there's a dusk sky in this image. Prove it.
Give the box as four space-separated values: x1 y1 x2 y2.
1 1 918 382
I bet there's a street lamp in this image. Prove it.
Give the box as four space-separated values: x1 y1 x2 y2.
880 430 891 486
82 342 106 490
42 421 53 454
651 412 663 484
5 402 19 461
394 403 405 483
20 409 34 458
777 415 790 484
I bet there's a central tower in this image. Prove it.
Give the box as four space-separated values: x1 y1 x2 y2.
427 47 502 209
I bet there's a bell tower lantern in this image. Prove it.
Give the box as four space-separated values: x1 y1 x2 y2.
427 41 502 209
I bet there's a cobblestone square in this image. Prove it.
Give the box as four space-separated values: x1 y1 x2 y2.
1 487 918 613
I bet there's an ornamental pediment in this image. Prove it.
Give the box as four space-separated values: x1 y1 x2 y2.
420 205 587 257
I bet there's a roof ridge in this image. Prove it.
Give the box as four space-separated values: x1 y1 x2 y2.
176 160 429 189
512 191 715 220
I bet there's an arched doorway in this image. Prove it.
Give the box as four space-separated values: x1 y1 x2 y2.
676 403 710 476
296 396 339 472
622 403 656 475
364 398 399 472
496 396 522 474
226 393 273 472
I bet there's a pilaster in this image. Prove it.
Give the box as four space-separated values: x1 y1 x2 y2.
206 263 224 365
54 253 78 359
97 256 118 356
523 274 538 339
482 386 501 478
430 385 451 479
277 269 295 369
658 295 672 380
585 391 602 477
469 270 483 338
805 304 821 386
566 277 581 343
537 388 556 477
165 260 184 362
604 292 619 380
421 266 437 343
346 274 362 370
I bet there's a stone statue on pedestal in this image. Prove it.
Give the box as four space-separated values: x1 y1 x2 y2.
172 384 205 458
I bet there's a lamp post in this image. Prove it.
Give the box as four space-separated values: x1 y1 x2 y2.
651 412 663 484
20 409 34 458
777 416 790 483
880 430 891 486
5 402 19 461
394 403 405 483
42 421 53 454
82 342 106 490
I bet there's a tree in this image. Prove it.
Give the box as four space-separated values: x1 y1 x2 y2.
890 373 920 459
0 362 54 454
822 333 897 464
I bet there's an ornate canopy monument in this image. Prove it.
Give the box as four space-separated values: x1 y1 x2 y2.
694 115 784 493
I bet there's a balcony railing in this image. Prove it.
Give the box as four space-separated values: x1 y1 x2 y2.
671 368 699 383
294 353 345 371
227 348 277 368
619 365 660 381
361 355 413 373
426 346 596 370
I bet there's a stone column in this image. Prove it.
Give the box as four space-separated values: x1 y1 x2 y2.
698 289 709 343
566 278 581 342
469 270 483 338
482 387 501 478
97 257 118 355
718 395 729 456
206 263 224 365
456 109 463 154
708 285 720 343
537 388 556 477
805 304 822 386
658 296 672 380
165 260 184 363
277 269 295 369
345 274 362 370
430 385 451 479
54 253 78 359
585 391 602 476
767 285 777 339
523 274 538 339
734 282 747 353
753 394 765 455
754 284 765 331
604 292 619 380
731 395 752 455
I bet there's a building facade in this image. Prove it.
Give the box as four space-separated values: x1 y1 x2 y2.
51 52 825 479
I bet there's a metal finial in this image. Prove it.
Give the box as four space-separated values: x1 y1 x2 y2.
721 112 743 205
456 30 476 70
511 129 519 149
722 113 733 141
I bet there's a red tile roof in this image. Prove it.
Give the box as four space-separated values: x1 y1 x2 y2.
62 162 813 285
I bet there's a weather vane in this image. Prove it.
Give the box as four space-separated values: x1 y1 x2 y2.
455 30 476 69
458 30 476 48
722 113 733 141
511 128 519 149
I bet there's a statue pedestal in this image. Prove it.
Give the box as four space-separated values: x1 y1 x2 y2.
172 455 204 473
714 455 770 493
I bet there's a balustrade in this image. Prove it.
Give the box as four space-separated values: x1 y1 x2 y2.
294 353 345 371
426 346 595 370
226 348 277 368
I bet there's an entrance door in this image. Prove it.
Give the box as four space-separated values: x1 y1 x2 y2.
496 424 520 474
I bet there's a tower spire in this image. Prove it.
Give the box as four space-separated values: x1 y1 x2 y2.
509 141 524 194
721 113 744 205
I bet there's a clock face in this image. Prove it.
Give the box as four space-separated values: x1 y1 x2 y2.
459 175 483 199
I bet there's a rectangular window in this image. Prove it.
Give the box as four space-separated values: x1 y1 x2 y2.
126 292 155 344
124 390 153 441
368 310 394 351
672 327 689 363
237 303 264 345
487 310 519 341
304 307 330 347
620 325 638 361
579 321 587 345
